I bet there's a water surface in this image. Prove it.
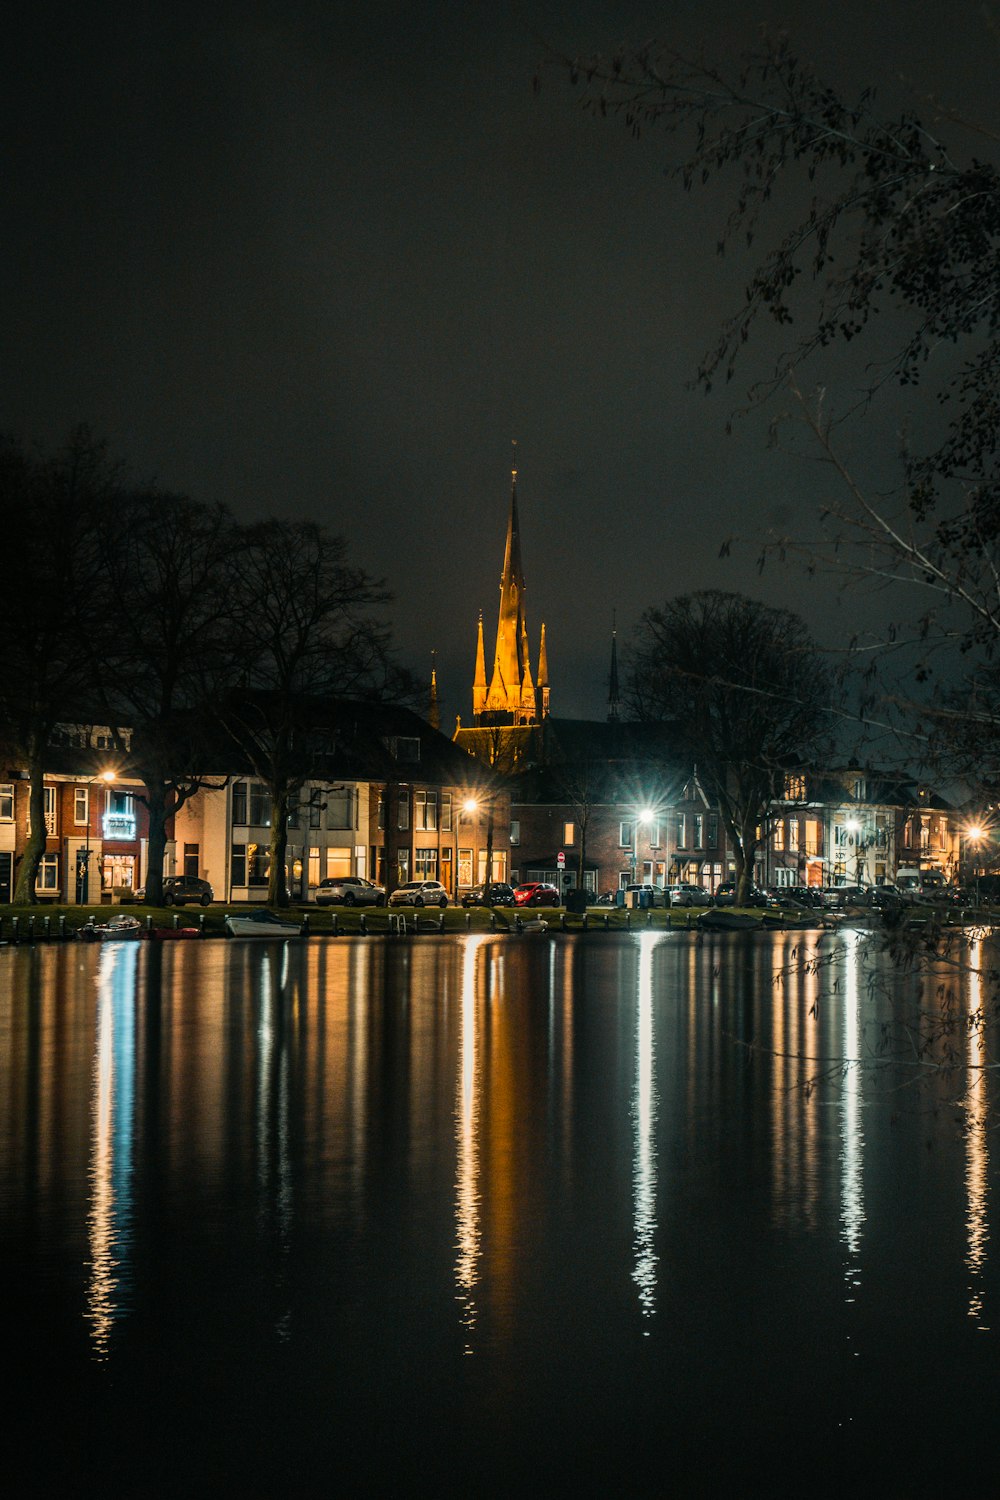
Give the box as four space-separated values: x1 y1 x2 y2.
3 930 997 1494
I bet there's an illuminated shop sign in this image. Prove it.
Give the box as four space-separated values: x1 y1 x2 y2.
102 812 136 841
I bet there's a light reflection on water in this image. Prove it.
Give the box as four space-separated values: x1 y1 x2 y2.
4 929 1000 1492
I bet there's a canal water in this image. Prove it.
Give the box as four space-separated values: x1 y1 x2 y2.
3 929 998 1495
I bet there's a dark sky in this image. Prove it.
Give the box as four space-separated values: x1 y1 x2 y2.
4 0 991 727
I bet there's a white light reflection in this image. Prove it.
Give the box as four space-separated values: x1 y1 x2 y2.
965 937 990 1328
455 936 488 1351
839 931 866 1301
632 932 660 1328
86 941 139 1360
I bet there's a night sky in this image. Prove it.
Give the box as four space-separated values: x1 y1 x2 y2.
4 1 990 727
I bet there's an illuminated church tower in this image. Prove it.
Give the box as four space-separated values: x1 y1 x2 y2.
454 453 549 766
470 454 547 728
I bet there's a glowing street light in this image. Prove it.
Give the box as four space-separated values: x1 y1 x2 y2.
77 769 116 905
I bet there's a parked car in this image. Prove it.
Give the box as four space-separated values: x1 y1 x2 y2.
622 883 667 907
714 881 769 907
315 876 386 907
828 884 867 908
865 884 902 910
513 882 561 907
135 875 214 906
666 883 712 908
388 880 449 908
461 881 516 908
769 885 825 909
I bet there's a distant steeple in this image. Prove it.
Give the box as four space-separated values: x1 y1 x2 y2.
607 616 620 723
537 622 550 718
472 611 487 717
472 445 541 726
428 651 440 732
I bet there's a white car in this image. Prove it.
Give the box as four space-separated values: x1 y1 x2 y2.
388 880 449 908
667 883 712 907
315 876 386 907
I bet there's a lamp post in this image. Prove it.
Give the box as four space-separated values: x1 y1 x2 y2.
76 769 115 906
463 795 494 904
965 823 984 900
633 808 653 887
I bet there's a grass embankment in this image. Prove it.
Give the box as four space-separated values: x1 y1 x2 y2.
0 900 756 939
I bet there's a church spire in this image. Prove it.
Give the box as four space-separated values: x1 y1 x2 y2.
537 622 550 717
472 611 487 717
428 651 440 732
607 615 620 723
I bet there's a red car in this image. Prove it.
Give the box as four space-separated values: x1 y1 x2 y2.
514 882 560 907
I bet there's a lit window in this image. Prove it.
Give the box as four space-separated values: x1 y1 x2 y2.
509 820 520 845
35 854 59 893
563 822 575 847
441 792 452 832
0 784 13 821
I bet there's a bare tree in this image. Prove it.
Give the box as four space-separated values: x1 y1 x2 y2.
626 591 833 903
88 491 238 903
222 518 396 907
0 430 116 902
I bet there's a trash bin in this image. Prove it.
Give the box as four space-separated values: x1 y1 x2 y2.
565 889 589 914
638 888 652 910
615 889 626 908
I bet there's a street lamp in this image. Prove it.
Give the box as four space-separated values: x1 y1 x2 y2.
77 769 116 906
463 794 495 903
633 808 653 886
965 822 985 898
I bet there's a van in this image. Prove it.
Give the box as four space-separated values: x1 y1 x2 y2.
895 867 944 898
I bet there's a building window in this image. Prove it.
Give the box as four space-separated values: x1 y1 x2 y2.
397 848 410 882
784 774 806 801
183 844 199 878
103 790 135 841
694 814 703 849
325 788 354 830
42 786 57 835
853 778 867 801
620 822 632 847
834 823 849 848
231 843 246 886
441 792 452 832
510 819 520 845
232 781 270 827
707 814 718 848
245 843 268 886
0 784 12 821
677 814 688 848
805 819 821 856
458 848 473 886
788 818 799 852
398 790 410 830
73 787 88 826
773 821 785 851
35 854 59 894
563 822 575 847
649 821 662 849
414 847 438 878
415 790 438 831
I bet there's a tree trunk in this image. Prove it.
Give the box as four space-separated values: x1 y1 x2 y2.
268 782 290 907
143 782 170 905
13 759 47 905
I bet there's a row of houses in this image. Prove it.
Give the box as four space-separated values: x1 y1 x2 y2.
0 701 973 905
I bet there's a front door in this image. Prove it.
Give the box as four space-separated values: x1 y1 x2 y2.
0 851 11 903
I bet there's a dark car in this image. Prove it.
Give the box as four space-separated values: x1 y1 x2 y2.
714 881 768 907
461 881 516 908
770 885 825 909
159 875 214 906
315 876 386 907
513 882 561 907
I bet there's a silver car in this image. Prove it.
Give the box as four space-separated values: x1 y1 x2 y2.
388 880 449 908
667 883 712 908
315 876 386 907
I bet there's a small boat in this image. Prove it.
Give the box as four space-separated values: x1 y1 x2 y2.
224 911 304 940
514 915 548 934
698 909 762 932
78 914 143 942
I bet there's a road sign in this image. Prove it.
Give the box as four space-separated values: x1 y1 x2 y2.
557 851 565 869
